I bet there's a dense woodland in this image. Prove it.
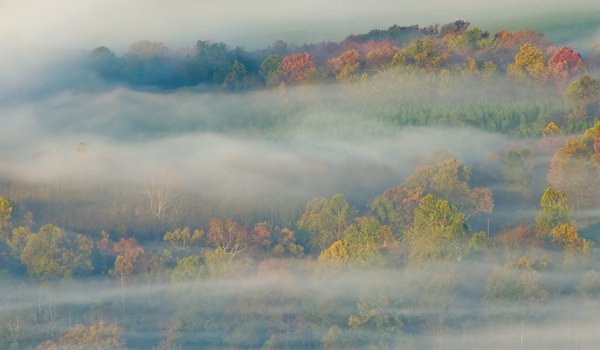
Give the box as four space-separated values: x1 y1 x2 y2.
2 20 600 349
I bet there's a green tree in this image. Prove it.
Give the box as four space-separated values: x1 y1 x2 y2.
20 224 93 279
193 40 233 84
171 255 203 283
369 195 404 234
223 60 249 91
393 39 445 71
163 227 203 251
342 216 394 265
203 246 249 278
297 193 355 251
564 75 600 121
406 194 467 263
259 54 282 86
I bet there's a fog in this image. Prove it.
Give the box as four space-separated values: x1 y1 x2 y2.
2 3 600 348
3 259 600 349
2 0 600 51
0 72 557 233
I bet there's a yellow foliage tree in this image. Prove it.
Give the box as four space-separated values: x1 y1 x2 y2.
508 43 547 80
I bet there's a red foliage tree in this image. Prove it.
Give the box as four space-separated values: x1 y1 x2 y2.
250 222 271 248
548 46 584 81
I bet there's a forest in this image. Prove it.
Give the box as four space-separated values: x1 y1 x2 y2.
1 16 600 349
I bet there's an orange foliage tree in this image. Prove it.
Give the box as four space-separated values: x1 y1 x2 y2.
327 49 360 82
280 53 318 84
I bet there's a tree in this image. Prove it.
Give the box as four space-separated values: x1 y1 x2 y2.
481 60 498 77
347 287 405 348
484 259 549 319
111 238 146 308
223 60 249 91
583 121 600 162
317 240 350 270
535 188 574 234
495 225 540 263
392 39 445 71
365 47 399 71
143 164 182 224
369 195 404 233
206 218 248 257
547 137 600 210
373 186 423 232
343 216 394 262
203 246 249 278
551 224 592 256
270 227 304 257
403 155 493 219
327 49 360 82
564 75 600 121
543 121 563 137
259 55 282 86
87 46 122 80
540 121 564 150
0 197 12 242
406 194 467 263
279 53 318 84
192 40 233 84
501 147 533 197
128 40 169 57
163 227 203 251
171 255 203 283
547 46 584 81
507 43 547 80
38 321 126 350
296 193 355 251
20 224 93 279
318 216 394 269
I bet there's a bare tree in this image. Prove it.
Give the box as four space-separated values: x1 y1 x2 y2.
207 218 248 257
142 164 182 224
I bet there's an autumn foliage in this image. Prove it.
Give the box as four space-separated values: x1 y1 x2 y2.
547 46 584 81
280 53 318 84
327 49 360 82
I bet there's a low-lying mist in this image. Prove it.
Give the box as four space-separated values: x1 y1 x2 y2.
3 258 600 349
0 72 559 233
